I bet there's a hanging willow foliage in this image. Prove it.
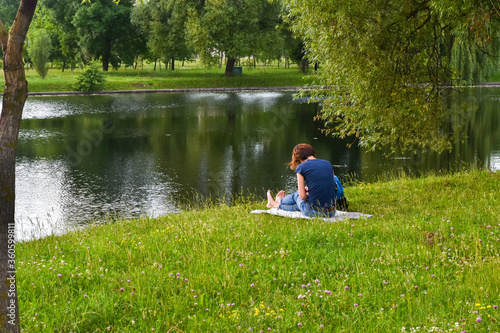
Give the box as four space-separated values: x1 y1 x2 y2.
280 0 500 153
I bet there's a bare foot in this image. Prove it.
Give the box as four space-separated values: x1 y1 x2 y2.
266 190 279 209
275 190 285 203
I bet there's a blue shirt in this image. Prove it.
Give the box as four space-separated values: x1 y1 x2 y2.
295 158 336 210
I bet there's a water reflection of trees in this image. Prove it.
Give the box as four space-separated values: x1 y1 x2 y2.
17 90 499 223
18 93 357 211
359 88 500 180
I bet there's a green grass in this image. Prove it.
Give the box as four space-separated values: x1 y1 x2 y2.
16 169 500 332
0 61 310 93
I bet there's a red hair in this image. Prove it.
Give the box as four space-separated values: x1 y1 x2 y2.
288 143 316 170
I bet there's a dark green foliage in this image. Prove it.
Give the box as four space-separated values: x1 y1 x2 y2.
74 60 106 92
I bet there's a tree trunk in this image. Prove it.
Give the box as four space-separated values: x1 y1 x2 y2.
225 57 235 77
102 39 111 71
171 57 175 70
0 2 38 333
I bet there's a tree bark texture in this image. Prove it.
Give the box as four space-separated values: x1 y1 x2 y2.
0 1 37 332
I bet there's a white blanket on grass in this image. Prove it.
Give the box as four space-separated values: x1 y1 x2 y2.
251 208 373 221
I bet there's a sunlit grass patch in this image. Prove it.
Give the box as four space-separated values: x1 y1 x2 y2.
1 61 310 93
17 169 500 332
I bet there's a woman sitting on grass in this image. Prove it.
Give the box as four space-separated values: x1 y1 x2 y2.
266 143 336 217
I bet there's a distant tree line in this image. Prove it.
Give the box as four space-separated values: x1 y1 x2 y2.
0 0 306 76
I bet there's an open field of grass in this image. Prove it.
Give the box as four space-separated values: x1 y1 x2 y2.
0 61 311 93
16 169 500 332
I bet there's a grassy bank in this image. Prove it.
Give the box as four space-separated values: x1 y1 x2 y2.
17 170 500 332
0 62 310 93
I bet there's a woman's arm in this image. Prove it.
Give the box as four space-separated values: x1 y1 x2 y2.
297 173 308 201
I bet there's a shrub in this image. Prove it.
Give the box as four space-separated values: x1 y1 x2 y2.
74 60 106 92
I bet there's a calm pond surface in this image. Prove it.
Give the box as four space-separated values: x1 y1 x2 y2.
13 89 500 240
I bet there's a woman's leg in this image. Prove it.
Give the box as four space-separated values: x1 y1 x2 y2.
278 191 301 211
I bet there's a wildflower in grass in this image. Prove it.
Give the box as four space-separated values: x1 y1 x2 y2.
297 323 302 327
345 286 349 290
250 283 255 287
319 324 324 330
476 317 482 323
494 305 498 309
84 294 88 298
57 274 62 278
401 294 405 297
414 286 418 289
358 293 363 297
354 303 359 307
120 288 124 292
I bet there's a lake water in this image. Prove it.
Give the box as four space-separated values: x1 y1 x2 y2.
13 89 500 240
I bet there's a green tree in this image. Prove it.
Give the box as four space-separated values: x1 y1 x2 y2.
0 0 20 61
281 0 500 153
71 0 139 71
254 2 286 66
28 28 51 78
131 0 194 70
41 0 82 70
0 0 18 29
186 0 282 76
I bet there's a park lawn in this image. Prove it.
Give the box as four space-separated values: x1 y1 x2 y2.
0 62 311 93
16 169 500 332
